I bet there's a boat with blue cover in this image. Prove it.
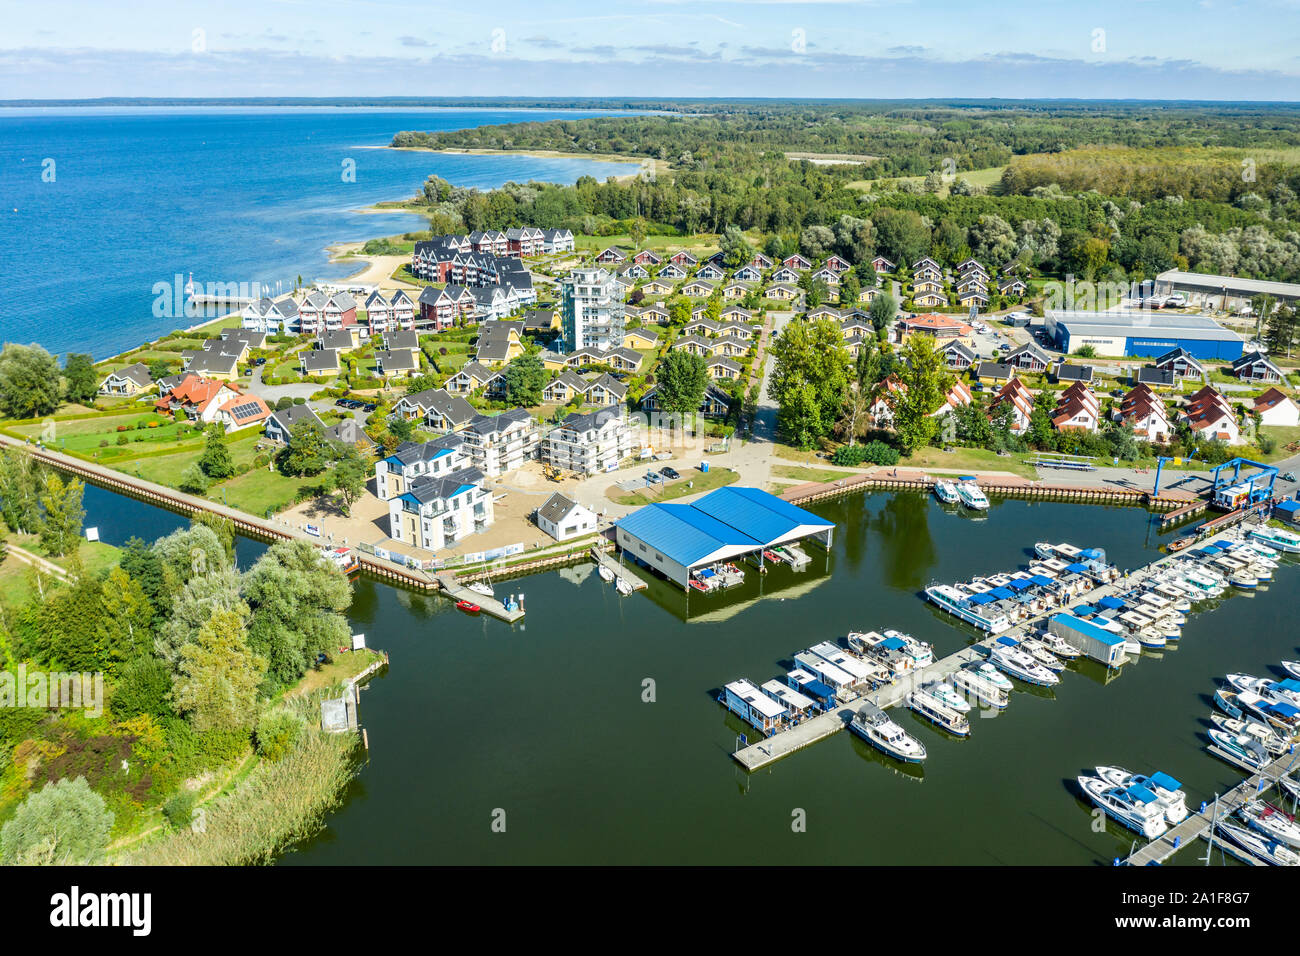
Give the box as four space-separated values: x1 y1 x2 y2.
924 584 1013 633
1077 775 1168 839
849 701 928 763
1095 767 1188 824
989 636 1060 686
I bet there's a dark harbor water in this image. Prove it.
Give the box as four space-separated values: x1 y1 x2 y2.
83 485 1295 865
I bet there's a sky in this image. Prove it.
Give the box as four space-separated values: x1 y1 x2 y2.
2 0 1299 101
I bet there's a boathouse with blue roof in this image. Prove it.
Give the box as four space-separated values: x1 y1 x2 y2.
613 486 835 589
1047 612 1126 667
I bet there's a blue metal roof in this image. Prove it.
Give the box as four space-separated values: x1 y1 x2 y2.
614 487 833 569
1050 613 1126 647
689 486 834 543
615 502 762 567
1276 500 1300 514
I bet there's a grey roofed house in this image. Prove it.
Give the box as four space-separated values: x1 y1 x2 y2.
606 347 644 368
156 374 188 393
301 348 341 375
1006 341 1051 368
707 356 744 375
388 433 465 467
410 388 476 429
374 349 418 375
523 308 556 332
316 329 355 352
584 373 628 402
467 407 533 437
1153 346 1205 373
329 291 358 312
941 340 978 366
1055 364 1094 383
325 418 375 448
452 360 498 386
263 403 326 443
475 319 525 363
537 492 583 527
556 404 624 436
1136 367 1177 388
382 329 420 352
974 361 1013 381
302 289 330 309
405 464 486 505
544 369 588 397
185 350 240 377
218 328 267 351
108 361 153 389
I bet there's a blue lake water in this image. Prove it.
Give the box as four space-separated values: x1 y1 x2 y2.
0 107 637 359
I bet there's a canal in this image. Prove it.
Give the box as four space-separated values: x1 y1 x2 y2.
83 484 1295 865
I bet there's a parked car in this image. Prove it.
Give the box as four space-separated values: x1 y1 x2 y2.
659 466 680 480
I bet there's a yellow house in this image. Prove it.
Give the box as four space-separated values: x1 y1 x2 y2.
913 291 947 308
913 279 945 296
623 328 660 349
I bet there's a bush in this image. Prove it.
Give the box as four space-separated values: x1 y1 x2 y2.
236 462 250 475
253 454 270 468
162 791 197 831
111 655 175 721
832 440 900 467
293 397 306 406
254 710 304 762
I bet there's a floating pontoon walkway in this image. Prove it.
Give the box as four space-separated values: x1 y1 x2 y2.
434 573 525 623
590 545 646 591
1126 750 1300 866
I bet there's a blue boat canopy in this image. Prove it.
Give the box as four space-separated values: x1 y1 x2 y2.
880 636 906 650
1098 596 1125 610
1269 701 1300 718
1074 603 1096 615
995 636 1020 647
1148 771 1182 792
1202 544 1223 555
1065 562 1089 573
1008 578 1033 591
958 476 976 481
1276 678 1300 693
967 593 994 606
1030 574 1053 586
990 586 1014 599
1079 548 1103 560
803 678 835 701
1127 784 1159 804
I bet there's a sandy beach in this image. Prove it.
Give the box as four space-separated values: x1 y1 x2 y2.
388 145 656 182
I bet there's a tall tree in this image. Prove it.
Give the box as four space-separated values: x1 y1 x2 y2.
503 353 546 406
330 451 368 517
770 318 851 449
198 423 235 479
0 344 62 419
0 777 114 865
172 607 265 733
97 567 155 670
892 336 952 455
280 421 330 476
0 448 43 534
654 350 709 417
243 540 352 691
37 471 84 557
62 353 98 406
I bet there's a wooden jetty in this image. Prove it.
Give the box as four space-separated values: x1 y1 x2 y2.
434 573 526 623
590 544 646 591
1127 750 1300 866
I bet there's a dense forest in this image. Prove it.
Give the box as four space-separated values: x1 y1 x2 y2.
393 103 1300 284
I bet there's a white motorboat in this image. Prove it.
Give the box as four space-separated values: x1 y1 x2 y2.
882 628 935 667
1279 773 1300 804
1215 820 1300 866
1207 728 1272 771
1018 637 1067 672
925 585 1012 633
989 638 1059 686
1209 714 1288 756
951 667 1009 710
1035 630 1081 659
968 661 1015 693
1282 661 1300 681
1250 526 1300 554
849 702 927 763
924 681 973 713
933 479 960 504
905 688 971 737
1239 801 1300 848
1148 584 1192 612
1095 767 1189 824
1077 775 1168 839
956 480 989 511
1226 673 1300 708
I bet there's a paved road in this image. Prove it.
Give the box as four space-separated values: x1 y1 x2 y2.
1036 452 1300 502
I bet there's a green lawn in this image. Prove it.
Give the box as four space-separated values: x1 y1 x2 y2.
901 446 1040 479
0 534 122 608
848 164 1006 196
215 464 329 516
770 464 860 483
608 466 738 505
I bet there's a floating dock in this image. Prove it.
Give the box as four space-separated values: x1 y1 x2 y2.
590 545 646 592
732 521 1277 773
1126 750 1300 866
434 573 525 623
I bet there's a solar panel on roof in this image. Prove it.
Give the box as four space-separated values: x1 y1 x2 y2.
230 402 263 419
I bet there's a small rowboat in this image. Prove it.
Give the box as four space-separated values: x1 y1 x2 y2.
455 600 481 614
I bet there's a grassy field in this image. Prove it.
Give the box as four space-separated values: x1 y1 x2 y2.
901 446 1039 479
608 466 738 505
0 534 122 607
770 464 860 483
848 165 1006 197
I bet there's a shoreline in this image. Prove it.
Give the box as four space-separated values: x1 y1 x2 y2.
387 144 655 181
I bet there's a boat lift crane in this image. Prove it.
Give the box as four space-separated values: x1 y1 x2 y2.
1209 457 1278 509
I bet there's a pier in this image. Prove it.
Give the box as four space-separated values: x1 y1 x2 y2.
1126 750 1300 866
432 573 525 623
590 545 646 591
731 521 1270 773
